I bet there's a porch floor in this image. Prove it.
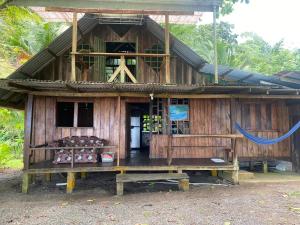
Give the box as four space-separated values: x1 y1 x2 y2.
27 158 235 174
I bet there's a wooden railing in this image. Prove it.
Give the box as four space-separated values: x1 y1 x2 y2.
166 134 244 167
28 146 117 169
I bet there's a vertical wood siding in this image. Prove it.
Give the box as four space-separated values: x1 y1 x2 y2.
31 96 126 163
37 24 209 84
150 99 291 160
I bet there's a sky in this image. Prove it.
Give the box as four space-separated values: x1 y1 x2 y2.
202 0 300 49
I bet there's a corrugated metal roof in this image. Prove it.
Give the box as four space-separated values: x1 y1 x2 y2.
199 64 300 89
1 79 299 96
1 13 300 109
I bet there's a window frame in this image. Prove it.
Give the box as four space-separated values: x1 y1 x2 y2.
56 99 94 128
169 98 190 135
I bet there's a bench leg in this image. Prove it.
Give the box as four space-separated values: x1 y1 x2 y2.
178 179 189 191
67 172 76 194
116 182 124 196
22 172 30 194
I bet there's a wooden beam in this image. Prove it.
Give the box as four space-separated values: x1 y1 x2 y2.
72 52 169 57
8 82 38 92
117 95 121 166
29 92 300 99
165 15 171 83
213 5 218 84
24 95 33 170
46 7 195 15
71 12 77 81
16 0 223 13
172 134 243 138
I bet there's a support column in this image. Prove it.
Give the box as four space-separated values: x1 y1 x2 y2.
232 138 239 184
165 14 170 83
24 95 33 171
45 173 51 182
211 170 218 177
22 172 30 194
71 12 78 81
178 179 189 191
116 182 124 196
263 161 268 173
67 172 76 194
213 5 218 84
117 95 121 166
80 172 87 180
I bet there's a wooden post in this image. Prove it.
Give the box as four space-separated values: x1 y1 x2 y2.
232 138 239 184
24 95 33 170
117 95 121 166
211 170 218 177
165 14 170 83
213 5 218 84
22 172 30 194
167 97 172 165
80 172 87 180
71 12 78 81
263 161 268 173
67 172 76 194
45 173 51 182
116 181 124 196
120 56 125 83
178 179 189 191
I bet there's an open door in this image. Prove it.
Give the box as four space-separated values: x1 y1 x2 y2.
127 103 150 160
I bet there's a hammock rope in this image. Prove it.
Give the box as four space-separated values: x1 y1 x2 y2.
235 121 300 145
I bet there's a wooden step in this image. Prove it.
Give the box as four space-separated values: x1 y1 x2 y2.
116 173 189 183
116 173 189 195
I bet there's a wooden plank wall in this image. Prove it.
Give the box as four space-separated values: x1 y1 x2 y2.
37 24 209 84
150 99 232 158
30 96 127 163
150 99 291 161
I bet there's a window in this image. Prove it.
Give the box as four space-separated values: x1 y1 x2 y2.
78 103 94 127
105 42 136 82
56 102 94 127
144 44 164 72
56 102 74 127
169 99 190 134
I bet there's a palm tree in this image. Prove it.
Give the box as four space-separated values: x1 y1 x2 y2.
0 6 64 76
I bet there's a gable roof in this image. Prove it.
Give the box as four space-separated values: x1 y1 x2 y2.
1 14 300 109
8 14 207 80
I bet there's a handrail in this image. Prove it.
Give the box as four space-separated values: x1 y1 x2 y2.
172 134 243 138
29 146 117 150
28 145 117 169
166 134 241 167
71 52 169 57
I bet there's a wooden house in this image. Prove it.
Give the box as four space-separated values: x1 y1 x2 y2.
1 0 300 194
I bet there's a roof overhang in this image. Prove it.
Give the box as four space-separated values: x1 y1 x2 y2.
1 79 300 96
3 0 222 15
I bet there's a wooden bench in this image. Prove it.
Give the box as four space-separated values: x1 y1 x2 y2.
116 173 189 196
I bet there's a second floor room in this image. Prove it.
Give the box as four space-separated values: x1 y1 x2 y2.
10 14 211 85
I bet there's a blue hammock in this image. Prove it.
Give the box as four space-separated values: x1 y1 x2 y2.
235 121 300 145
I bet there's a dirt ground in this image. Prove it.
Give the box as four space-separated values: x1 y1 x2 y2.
0 170 300 225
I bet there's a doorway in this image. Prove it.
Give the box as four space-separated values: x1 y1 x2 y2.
127 103 150 160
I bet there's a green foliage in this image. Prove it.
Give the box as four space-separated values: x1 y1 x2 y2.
220 0 250 15
0 6 65 77
170 22 300 75
0 109 24 168
236 33 300 75
0 6 64 169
